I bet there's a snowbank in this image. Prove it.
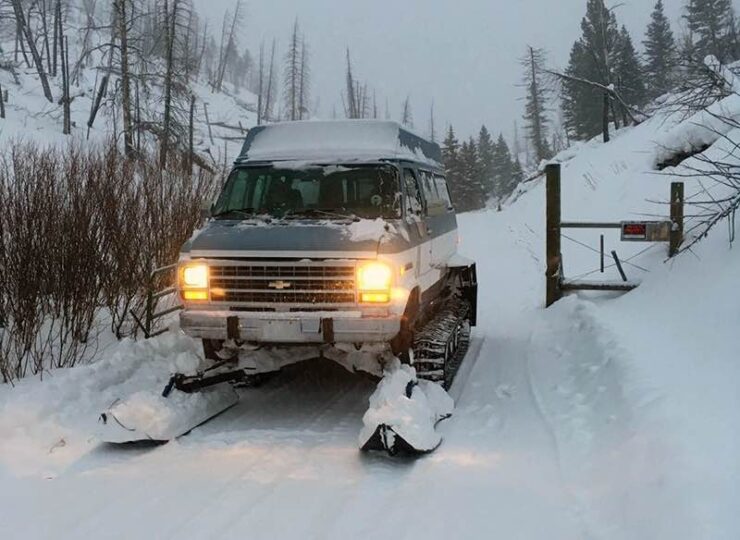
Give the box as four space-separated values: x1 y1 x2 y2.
0 329 207 476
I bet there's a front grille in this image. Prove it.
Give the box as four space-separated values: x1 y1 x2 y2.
209 262 357 306
210 266 355 279
210 278 355 291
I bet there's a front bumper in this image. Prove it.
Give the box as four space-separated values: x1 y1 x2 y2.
179 310 401 344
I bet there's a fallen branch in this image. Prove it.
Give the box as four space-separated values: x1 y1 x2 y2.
547 69 649 126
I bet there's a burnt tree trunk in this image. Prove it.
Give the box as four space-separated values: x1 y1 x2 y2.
602 92 610 143
114 0 135 157
61 35 71 134
87 75 109 136
161 0 180 169
187 94 195 173
40 0 53 76
0 82 5 119
12 0 54 102
52 0 61 77
15 10 31 68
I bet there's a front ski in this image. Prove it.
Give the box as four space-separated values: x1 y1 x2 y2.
359 361 453 456
97 383 239 443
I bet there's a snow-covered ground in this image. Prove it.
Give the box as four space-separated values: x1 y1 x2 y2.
0 57 257 167
2 81 739 539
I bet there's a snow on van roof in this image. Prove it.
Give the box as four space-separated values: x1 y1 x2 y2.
236 120 442 166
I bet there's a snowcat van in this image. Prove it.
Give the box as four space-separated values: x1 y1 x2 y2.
176 120 478 388
97 120 477 455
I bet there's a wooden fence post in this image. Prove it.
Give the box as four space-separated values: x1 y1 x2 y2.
669 182 684 257
545 163 562 308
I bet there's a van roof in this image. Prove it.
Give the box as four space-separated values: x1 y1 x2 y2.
236 120 442 166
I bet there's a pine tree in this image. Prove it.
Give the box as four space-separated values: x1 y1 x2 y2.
643 0 678 99
458 138 485 211
561 0 620 141
477 125 496 197
614 26 647 124
442 126 460 169
685 0 736 63
442 126 463 207
401 96 413 128
521 46 552 163
511 157 525 198
492 134 514 200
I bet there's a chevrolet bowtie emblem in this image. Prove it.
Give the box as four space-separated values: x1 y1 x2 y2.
268 280 293 290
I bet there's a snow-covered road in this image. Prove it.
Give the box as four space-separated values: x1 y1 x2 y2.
0 210 615 540
0 331 585 539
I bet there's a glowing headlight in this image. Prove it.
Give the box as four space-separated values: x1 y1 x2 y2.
180 263 209 301
357 261 392 303
182 264 208 288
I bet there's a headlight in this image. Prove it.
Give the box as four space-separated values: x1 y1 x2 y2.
180 263 209 301
357 261 392 304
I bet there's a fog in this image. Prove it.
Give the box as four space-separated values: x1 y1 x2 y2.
192 0 710 139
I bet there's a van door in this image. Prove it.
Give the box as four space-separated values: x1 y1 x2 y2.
402 168 433 284
431 173 458 266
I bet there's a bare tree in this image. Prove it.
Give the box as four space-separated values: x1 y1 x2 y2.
257 41 264 125
429 101 436 142
263 39 277 122
342 49 370 119
344 49 358 119
113 0 135 157
298 36 310 120
39 0 52 76
61 35 70 134
213 0 243 92
161 0 181 168
283 19 300 121
52 0 62 77
11 0 53 102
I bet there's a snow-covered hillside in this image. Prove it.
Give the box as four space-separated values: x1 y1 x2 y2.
0 87 738 539
0 50 257 167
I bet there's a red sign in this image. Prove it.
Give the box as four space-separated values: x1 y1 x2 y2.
622 223 647 239
620 221 671 242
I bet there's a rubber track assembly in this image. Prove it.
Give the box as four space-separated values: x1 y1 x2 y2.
412 299 471 389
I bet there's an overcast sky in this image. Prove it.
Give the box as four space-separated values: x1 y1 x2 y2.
191 0 734 140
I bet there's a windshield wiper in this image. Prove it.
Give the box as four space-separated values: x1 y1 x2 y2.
283 208 361 221
212 208 256 219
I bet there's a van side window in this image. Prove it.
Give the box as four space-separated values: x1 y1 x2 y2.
419 170 439 201
404 169 424 216
434 174 453 209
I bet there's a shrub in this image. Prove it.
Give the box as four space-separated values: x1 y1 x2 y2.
0 142 216 382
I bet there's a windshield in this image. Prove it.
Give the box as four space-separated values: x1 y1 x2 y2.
212 164 401 220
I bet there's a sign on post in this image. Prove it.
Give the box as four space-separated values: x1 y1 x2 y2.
620 221 672 242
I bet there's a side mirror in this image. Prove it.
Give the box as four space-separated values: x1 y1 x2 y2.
200 200 213 219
